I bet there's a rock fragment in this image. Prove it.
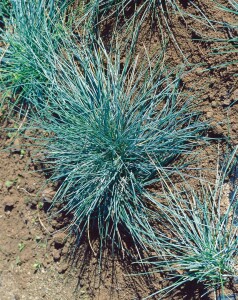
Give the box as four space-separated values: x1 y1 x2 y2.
53 232 67 248
58 263 68 274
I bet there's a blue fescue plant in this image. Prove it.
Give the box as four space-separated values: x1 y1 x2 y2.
74 0 213 59
206 0 238 72
0 0 11 24
140 148 238 299
215 0 238 47
27 38 208 253
217 0 238 64
0 0 71 114
78 0 210 26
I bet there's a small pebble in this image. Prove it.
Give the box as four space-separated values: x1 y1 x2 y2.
51 219 63 229
61 244 69 255
26 186 35 193
53 249 61 261
53 232 67 248
211 122 223 135
223 99 231 106
58 262 68 274
206 111 213 118
232 89 238 100
11 138 21 153
42 187 55 203
211 101 218 108
4 197 15 212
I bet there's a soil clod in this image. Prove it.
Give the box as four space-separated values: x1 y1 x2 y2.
53 232 67 248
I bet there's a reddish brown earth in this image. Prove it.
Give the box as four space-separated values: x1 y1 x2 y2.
0 0 238 299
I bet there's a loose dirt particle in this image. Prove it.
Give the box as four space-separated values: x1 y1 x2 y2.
58 262 68 274
3 196 15 212
53 249 61 261
53 232 67 248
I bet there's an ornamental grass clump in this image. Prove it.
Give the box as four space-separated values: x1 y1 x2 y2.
0 0 11 26
141 150 238 298
78 0 208 25
28 39 208 253
217 0 238 66
0 0 70 113
75 0 212 58
207 0 238 71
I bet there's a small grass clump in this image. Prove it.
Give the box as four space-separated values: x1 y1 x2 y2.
141 150 238 298
208 0 238 72
74 0 212 59
27 39 208 253
0 0 70 114
0 0 11 26
78 0 208 25
218 0 238 63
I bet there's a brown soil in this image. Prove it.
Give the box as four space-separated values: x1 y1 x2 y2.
0 0 238 299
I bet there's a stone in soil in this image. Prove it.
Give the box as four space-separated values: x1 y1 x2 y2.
53 232 67 248
53 249 61 261
3 196 15 212
58 262 68 274
41 187 55 203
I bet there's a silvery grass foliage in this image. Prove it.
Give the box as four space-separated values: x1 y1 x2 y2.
216 0 238 49
78 0 210 26
75 0 213 59
208 0 238 71
140 149 238 299
0 0 71 113
27 39 208 253
0 0 11 23
217 0 238 62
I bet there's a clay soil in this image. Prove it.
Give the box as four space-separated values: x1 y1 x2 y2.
0 1 238 299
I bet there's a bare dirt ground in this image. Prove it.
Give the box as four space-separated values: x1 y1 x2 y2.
0 0 238 299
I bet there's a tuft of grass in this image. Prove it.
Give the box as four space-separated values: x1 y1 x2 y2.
78 0 209 25
18 242 25 252
0 0 71 115
0 0 11 24
206 1 238 73
140 148 238 299
75 0 213 58
217 1 238 62
33 261 42 272
27 39 208 254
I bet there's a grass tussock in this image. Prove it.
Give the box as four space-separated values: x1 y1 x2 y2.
71 0 213 60
26 39 207 252
0 0 71 114
77 0 209 25
208 0 238 72
140 149 238 298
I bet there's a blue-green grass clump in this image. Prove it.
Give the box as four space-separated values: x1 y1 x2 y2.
219 1 238 62
0 0 70 113
0 0 11 23
142 150 238 298
79 0 207 25
76 0 212 59
209 0 238 71
218 1 238 47
29 41 208 252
